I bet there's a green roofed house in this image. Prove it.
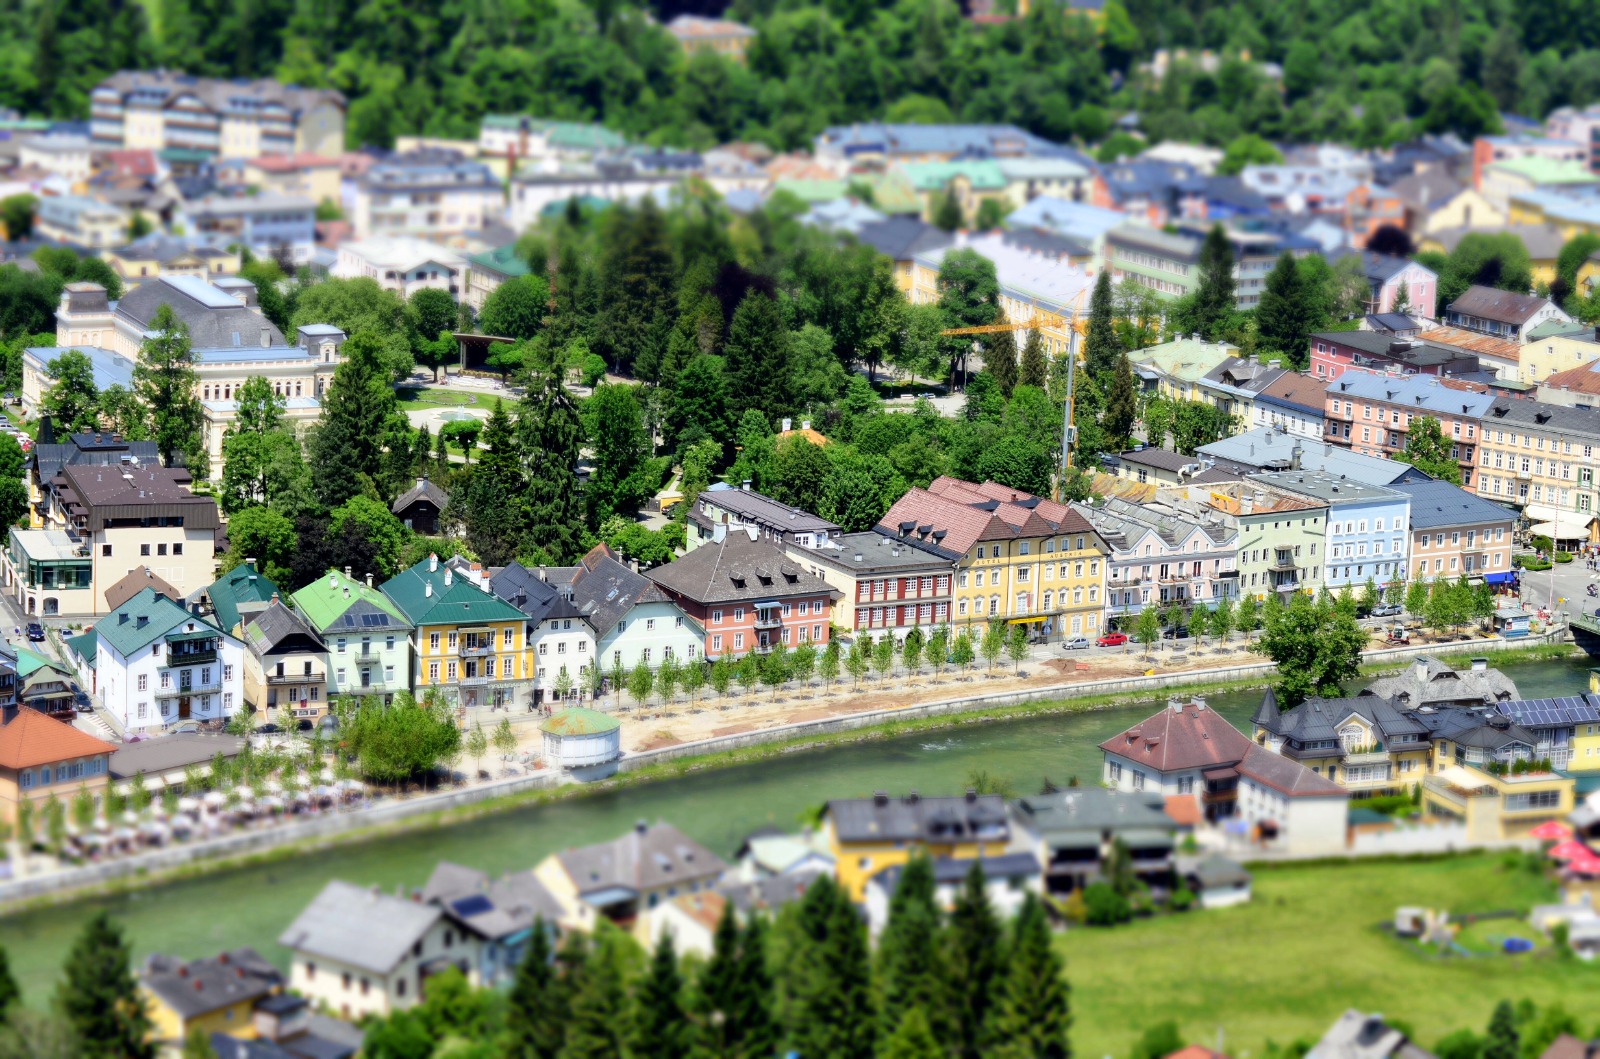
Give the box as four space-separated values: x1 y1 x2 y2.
289 568 413 704
13 645 77 721
1482 155 1600 212
92 588 247 737
201 560 280 637
465 243 531 313
381 555 532 712
898 159 1008 226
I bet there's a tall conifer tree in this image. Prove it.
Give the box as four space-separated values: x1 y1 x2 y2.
1103 353 1139 450
1019 328 1049 389
948 862 1005 1059
877 855 951 1042
985 320 1019 398
57 912 154 1059
1082 268 1121 377
786 876 875 1059
1256 251 1315 362
723 291 793 423
631 933 690 1059
503 921 564 1059
134 304 206 477
517 366 585 563
1189 224 1238 341
987 894 1070 1059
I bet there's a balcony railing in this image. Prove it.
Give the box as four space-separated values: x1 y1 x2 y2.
753 615 782 630
1343 749 1390 766
166 649 217 668
458 642 494 657
268 673 324 685
342 680 395 694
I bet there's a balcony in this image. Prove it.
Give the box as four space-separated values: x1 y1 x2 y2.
268 673 324 685
458 642 495 658
753 614 782 630
166 649 217 668
1343 749 1390 766
1269 554 1298 572
1342 772 1394 792
345 680 395 694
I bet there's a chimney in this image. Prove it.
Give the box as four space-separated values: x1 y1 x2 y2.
781 417 792 432
801 420 811 431
538 566 547 582
329 572 337 588
270 592 279 604
630 559 639 573
1471 657 1488 672
260 327 270 348
429 553 438 572
366 573 373 588
344 565 352 580
444 568 453 587
425 582 433 597
741 480 751 492
873 791 889 806
635 819 648 834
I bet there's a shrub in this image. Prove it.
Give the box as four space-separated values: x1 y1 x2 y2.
1060 889 1088 925
1351 794 1414 816
1554 551 1573 564
1515 555 1551 571
1083 882 1132 926
1168 885 1196 912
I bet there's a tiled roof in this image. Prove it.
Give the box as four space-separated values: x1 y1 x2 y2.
649 529 834 605
278 881 441 976
140 948 282 1020
1446 285 1557 327
1256 371 1331 413
568 544 674 636
391 477 448 515
290 568 411 633
205 561 279 635
104 566 179 613
553 821 727 896
1541 359 1600 395
0 710 115 769
1100 701 1255 772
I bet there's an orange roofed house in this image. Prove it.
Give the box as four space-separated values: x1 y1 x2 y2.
875 477 1109 641
1100 698 1348 854
0 709 116 825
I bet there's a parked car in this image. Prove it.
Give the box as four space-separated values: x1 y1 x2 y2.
72 690 90 708
1161 625 1190 640
25 623 45 642
1060 636 1091 650
1370 603 1403 617
1096 631 1129 647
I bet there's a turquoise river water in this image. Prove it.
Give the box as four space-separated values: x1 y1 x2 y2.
2 655 1592 1001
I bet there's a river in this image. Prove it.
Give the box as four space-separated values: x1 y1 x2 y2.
3 655 1592 1001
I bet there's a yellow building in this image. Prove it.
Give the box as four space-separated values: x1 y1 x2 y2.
140 949 283 1049
1422 765 1574 842
1418 221 1562 287
1475 398 1600 534
1519 322 1600 385
822 791 1014 901
1250 689 1430 796
877 477 1110 640
380 556 532 711
1508 190 1600 242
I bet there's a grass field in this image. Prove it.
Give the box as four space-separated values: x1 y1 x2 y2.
1061 854 1599 1058
395 387 482 411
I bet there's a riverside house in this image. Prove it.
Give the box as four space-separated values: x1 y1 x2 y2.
821 791 1013 901
382 556 531 712
0 709 116 826
290 568 414 704
92 588 246 736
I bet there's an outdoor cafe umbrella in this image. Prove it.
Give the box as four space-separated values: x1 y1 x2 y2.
1563 850 1600 876
1530 820 1574 841
1548 839 1591 861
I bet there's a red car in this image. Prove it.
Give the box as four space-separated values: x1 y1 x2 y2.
1096 631 1129 647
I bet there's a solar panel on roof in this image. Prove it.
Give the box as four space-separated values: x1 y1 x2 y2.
451 895 493 917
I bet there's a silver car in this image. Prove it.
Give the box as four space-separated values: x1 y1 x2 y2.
1060 636 1091 650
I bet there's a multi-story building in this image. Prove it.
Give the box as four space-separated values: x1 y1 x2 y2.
821 791 1013 901
34 195 126 249
478 115 628 166
664 14 758 61
687 483 842 552
509 157 691 231
139 948 285 1052
1476 397 1600 538
1329 249 1438 319
1250 470 1409 592
332 237 466 300
564 545 703 677
1521 320 1600 386
103 234 241 286
1308 330 1482 382
381 556 530 712
93 587 246 735
1125 337 1240 403
1073 494 1237 624
487 562 595 706
1394 480 1516 584
877 477 1110 639
1443 285 1570 345
464 244 529 313
201 560 279 637
1193 354 1289 426
184 194 318 265
649 526 838 659
0 710 115 826
241 599 330 724
1471 134 1588 190
1203 480 1328 601
19 133 93 182
1251 371 1329 439
787 531 953 644
352 148 503 241
814 122 1061 166
1105 224 1311 309
1251 688 1438 796
242 153 342 206
90 72 345 160
289 568 413 704
1198 426 1435 489
1323 372 1495 490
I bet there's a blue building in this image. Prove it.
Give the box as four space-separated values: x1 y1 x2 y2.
1248 470 1411 592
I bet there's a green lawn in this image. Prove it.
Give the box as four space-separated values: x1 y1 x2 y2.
1061 854 1596 1058
395 387 483 411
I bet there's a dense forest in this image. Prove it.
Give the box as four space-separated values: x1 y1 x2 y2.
7 0 1600 152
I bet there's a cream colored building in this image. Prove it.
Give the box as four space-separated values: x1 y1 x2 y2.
1520 324 1600 386
90 72 345 160
19 134 92 183
532 822 728 942
245 154 343 206
1476 397 1600 536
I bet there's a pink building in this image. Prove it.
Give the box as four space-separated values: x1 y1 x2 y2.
1309 331 1481 383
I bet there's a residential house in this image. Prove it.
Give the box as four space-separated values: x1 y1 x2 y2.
1472 134 1588 190
34 195 126 248
1537 357 1600 408
1395 480 1517 583
560 544 702 679
1365 312 1424 338
1445 286 1570 346
352 148 503 241
14 648 77 721
381 555 531 711
93 588 245 735
1125 337 1241 403
1330 249 1438 319
1096 159 1196 227
241 599 329 724
392 478 449 535
1194 354 1290 425
0 710 115 825
532 820 729 936
648 526 839 659
1481 156 1600 211
19 133 93 182
1009 788 1178 895
1201 480 1327 602
509 157 688 230
184 194 318 265
1476 397 1600 532
1414 325 1525 382
1100 698 1350 852
243 153 341 206
140 948 283 1049
202 560 280 637
813 123 1066 167
1521 321 1600 387
1252 371 1330 439
1387 171 1499 237
332 237 465 300
1369 655 1520 708
1105 224 1311 309
898 158 1094 225
656 874 824 957
488 561 595 705
687 482 841 551
1101 446 1213 487
1252 688 1433 795
103 234 240 285
1003 197 1126 260
1423 764 1575 842
279 880 479 1019
288 569 413 704
419 862 563 986
1418 222 1565 287
1197 426 1436 487
864 853 1041 935
821 790 1014 900
786 530 953 644
1249 470 1409 592
665 14 758 61
877 477 1111 638
464 244 529 312
1309 330 1483 383
211 997 363 1059
477 115 628 167
1178 854 1253 909
851 217 953 292
1072 493 1237 621
1323 372 1494 489
90 71 344 159
1308 1010 1439 1059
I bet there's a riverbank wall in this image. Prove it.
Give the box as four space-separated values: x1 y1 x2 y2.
0 631 1571 910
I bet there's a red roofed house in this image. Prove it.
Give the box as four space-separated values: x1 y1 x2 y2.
875 477 1110 641
0 709 116 825
1100 697 1349 854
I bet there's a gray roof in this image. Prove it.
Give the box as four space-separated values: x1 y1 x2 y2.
869 852 1041 894
1314 330 1481 371
1247 470 1406 506
141 948 281 1019
1010 789 1177 843
649 530 837 606
115 275 287 350
1308 1009 1439 1059
802 531 955 575
854 217 954 259
695 486 841 537
278 880 442 975
1198 427 1428 487
569 545 674 637
1384 169 1465 211
1363 656 1520 708
1261 693 1429 751
1395 481 1516 531
1112 446 1198 473
1484 397 1600 441
391 477 448 516
1238 743 1349 798
108 733 246 780
826 792 1009 844
1328 372 1496 418
553 821 727 899
490 561 585 626
243 599 325 656
32 433 161 493
1179 852 1252 889
717 869 826 916
1447 285 1557 326
421 861 563 941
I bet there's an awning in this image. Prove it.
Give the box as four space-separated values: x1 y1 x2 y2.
1523 504 1598 541
1484 572 1517 585
1007 615 1048 624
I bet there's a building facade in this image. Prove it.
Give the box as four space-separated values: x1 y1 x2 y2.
1251 471 1409 592
1323 372 1494 490
90 72 345 159
381 556 531 712
289 569 414 704
1476 398 1600 533
1395 481 1517 583
93 588 246 736
786 531 953 643
352 148 503 241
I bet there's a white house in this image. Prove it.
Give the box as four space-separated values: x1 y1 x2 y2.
486 561 597 705
562 545 704 678
92 587 246 736
332 237 467 300
863 853 1042 936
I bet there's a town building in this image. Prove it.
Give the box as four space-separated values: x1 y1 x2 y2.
0 710 115 825
1073 493 1237 621
508 157 689 230
1394 480 1517 583
1322 372 1494 489
1521 320 1600 387
821 791 1014 901
1193 354 1290 426
1367 655 1520 709
241 599 329 724
353 148 503 241
201 560 280 638
1423 765 1575 842
242 153 342 206
1125 337 1240 403
487 561 594 705
814 122 1064 166
532 821 729 936
1251 688 1433 795
664 14 758 61
103 234 241 285
878 477 1111 638
1472 134 1588 190
19 133 93 182
1101 446 1213 487
464 244 529 312
558 545 702 678
93 588 246 736
1414 324 1527 381
184 194 318 265
1248 470 1409 592
1444 285 1570 345
853 217 954 292
419 862 563 986
1538 357 1600 408
1100 698 1349 853
279 880 478 1019
1009 789 1179 895
1251 371 1330 439
787 530 953 643
289 569 414 704
90 72 344 159
139 948 284 1049
1480 156 1600 212
1476 397 1600 534
1201 480 1327 601
687 482 842 551
34 195 126 248
381 555 531 712
649 526 839 659
391 478 449 536
1329 249 1438 319
1309 330 1482 382
863 853 1041 935
1105 224 1312 310
332 237 466 299
1309 1010 1440 1059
